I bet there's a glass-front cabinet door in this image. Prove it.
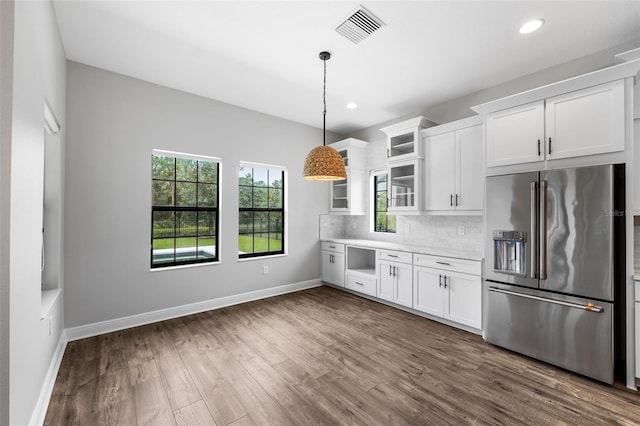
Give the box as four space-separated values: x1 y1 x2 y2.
328 138 367 215
387 159 421 213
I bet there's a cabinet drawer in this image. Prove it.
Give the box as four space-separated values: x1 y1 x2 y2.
322 242 345 253
413 254 481 275
378 250 412 264
346 272 376 296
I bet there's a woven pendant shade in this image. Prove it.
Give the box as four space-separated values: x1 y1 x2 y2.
303 146 347 181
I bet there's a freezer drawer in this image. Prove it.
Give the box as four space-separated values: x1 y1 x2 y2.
485 283 613 384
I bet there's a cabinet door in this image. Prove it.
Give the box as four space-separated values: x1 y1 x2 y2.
330 179 349 212
545 80 624 160
413 267 444 317
424 132 455 210
636 301 640 378
456 125 484 211
486 101 544 167
332 252 345 287
378 261 395 302
321 251 333 283
388 159 421 213
444 272 481 329
388 129 420 162
394 263 413 308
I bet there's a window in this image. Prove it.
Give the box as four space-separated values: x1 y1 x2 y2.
373 171 396 233
151 151 220 268
238 164 285 258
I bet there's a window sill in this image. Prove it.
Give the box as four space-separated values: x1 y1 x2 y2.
237 253 287 262
150 261 221 272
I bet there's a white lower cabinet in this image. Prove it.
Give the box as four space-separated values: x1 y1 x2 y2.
346 271 376 296
377 250 413 308
635 280 640 378
321 242 345 287
413 254 482 330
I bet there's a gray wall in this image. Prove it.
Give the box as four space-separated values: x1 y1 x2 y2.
64 62 331 329
0 1 14 423
4 1 67 424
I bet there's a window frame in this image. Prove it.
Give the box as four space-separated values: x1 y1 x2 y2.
238 162 287 260
150 149 221 269
371 169 396 233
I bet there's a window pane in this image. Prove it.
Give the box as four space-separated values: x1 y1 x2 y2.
198 161 218 184
375 213 387 232
152 238 175 266
254 187 268 208
176 211 197 237
376 192 387 211
269 234 282 252
152 155 175 180
387 214 396 232
198 211 216 236
152 181 174 206
269 212 283 232
176 182 197 206
239 167 252 184
254 212 268 235
239 234 253 255
239 211 253 235
269 170 283 188
198 183 217 207
176 158 197 182
197 237 216 259
376 175 387 191
253 168 268 187
153 210 174 239
268 188 283 209
239 185 253 208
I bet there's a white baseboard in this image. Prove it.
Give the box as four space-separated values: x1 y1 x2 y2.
30 331 67 426
65 279 322 341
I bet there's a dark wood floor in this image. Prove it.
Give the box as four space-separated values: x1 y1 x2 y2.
45 286 640 425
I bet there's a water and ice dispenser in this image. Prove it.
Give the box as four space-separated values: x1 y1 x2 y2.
493 231 527 275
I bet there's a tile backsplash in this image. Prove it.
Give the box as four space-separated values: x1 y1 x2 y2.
320 214 484 254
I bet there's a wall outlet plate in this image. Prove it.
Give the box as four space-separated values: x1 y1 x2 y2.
262 265 269 274
457 226 466 236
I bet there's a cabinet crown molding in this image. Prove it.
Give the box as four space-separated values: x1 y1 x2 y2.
471 58 640 115
380 116 437 135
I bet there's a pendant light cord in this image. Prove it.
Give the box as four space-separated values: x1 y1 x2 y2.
322 56 327 147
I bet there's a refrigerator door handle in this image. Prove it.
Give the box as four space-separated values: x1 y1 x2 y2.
530 181 538 279
488 287 604 313
540 180 548 280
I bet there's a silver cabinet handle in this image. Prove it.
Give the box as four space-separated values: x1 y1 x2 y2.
488 287 603 313
355 281 364 286
450 194 453 207
436 261 450 266
548 137 552 155
537 139 541 156
387 254 399 258
530 181 538 279
455 194 459 207
439 274 443 287
443 276 448 289
389 265 393 277
328 245 336 249
393 266 397 277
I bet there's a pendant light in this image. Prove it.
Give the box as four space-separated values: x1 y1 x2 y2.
303 51 347 181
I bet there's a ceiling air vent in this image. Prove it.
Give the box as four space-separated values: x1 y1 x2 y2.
335 6 384 44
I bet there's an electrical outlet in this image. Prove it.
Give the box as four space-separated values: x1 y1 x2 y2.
404 223 411 232
262 265 269 274
457 226 466 236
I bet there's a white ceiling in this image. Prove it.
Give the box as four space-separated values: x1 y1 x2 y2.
52 0 640 135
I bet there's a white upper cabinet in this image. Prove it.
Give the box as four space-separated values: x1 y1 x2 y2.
423 117 483 213
486 101 544 167
380 116 435 162
545 80 624 160
328 138 368 215
484 80 625 168
387 158 422 214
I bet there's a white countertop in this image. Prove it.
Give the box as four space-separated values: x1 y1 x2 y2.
322 238 483 261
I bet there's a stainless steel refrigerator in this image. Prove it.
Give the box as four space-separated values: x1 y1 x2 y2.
484 164 625 384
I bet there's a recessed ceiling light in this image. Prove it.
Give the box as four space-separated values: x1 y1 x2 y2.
519 18 545 34
346 102 358 109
